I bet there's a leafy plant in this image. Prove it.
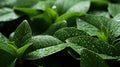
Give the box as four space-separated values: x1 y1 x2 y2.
1 0 120 67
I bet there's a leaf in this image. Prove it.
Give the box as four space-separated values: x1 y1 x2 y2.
98 54 119 60
67 0 90 13
68 43 119 60
0 33 17 56
108 3 120 17
54 27 89 41
14 7 43 17
44 21 67 35
77 19 100 36
66 36 116 56
0 49 15 67
114 42 120 56
25 44 67 60
14 0 40 7
56 12 85 22
56 12 85 27
32 0 55 10
80 49 109 67
0 0 16 8
89 11 110 18
91 0 108 6
54 0 89 15
17 43 32 57
0 8 19 22
80 14 120 43
113 13 120 22
9 59 16 67
30 8 58 34
12 20 32 48
31 35 63 50
0 33 8 42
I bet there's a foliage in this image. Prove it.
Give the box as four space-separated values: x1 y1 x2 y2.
1 0 120 67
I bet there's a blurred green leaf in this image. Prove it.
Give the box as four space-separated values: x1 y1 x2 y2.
89 11 110 18
14 7 43 17
67 1 90 13
32 0 55 10
0 8 19 22
91 0 108 6
30 8 58 34
56 12 85 22
113 13 120 22
108 3 120 17
44 21 67 35
54 0 90 15
14 0 39 7
0 0 16 7
0 49 15 67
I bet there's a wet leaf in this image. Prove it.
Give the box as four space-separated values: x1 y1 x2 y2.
12 20 32 48
25 44 67 60
80 49 109 67
54 27 89 41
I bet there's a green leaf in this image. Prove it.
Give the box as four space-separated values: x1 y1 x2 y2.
108 3 120 17
67 0 90 13
14 0 40 7
44 21 67 35
66 36 116 56
91 0 108 6
0 0 16 8
56 12 85 27
0 33 17 56
113 41 120 56
0 49 15 67
80 49 109 67
12 20 32 48
54 27 89 41
32 0 55 10
0 33 8 42
31 35 63 50
0 8 19 22
9 59 17 67
77 19 100 36
30 8 58 34
17 43 32 57
89 11 110 18
113 13 120 21
14 7 43 17
80 14 120 43
54 0 89 15
68 43 118 60
56 12 85 22
25 44 67 60
98 54 119 60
